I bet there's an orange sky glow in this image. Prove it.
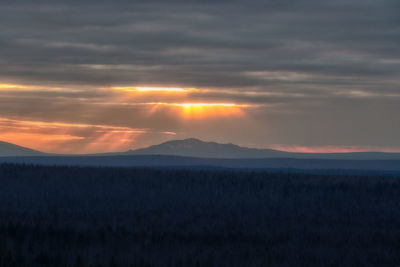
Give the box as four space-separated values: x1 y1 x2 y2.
0 117 152 154
0 82 399 154
1 114 399 154
0 83 254 153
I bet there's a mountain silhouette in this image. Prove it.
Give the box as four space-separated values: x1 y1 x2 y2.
0 141 45 157
124 138 400 160
123 138 284 158
124 138 286 158
2 139 400 171
1 138 400 160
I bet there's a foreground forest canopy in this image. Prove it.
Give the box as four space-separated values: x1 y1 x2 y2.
0 164 399 267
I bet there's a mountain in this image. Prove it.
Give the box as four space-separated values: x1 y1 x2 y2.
1 138 400 171
125 138 286 158
0 141 46 157
1 138 400 160
124 138 400 160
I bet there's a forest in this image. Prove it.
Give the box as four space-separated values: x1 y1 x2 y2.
0 163 399 266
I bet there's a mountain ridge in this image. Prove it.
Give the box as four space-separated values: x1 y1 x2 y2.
124 138 286 158
0 141 46 157
123 138 400 160
1 138 400 160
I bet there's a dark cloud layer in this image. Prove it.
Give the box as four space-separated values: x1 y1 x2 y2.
0 0 399 151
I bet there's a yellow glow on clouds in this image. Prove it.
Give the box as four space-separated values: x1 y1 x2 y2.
112 86 194 93
110 86 252 119
0 83 253 152
1 83 252 120
0 82 71 92
146 102 250 119
0 83 38 90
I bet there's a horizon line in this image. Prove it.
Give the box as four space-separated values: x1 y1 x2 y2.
2 138 400 155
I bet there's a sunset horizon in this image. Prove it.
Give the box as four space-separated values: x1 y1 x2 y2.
0 80 399 154
1 0 399 155
2 135 400 155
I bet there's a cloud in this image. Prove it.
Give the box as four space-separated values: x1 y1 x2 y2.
0 0 399 151
1 0 399 89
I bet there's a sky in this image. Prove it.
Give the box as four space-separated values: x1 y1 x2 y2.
0 0 399 154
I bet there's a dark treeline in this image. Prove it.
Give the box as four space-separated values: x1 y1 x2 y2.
0 164 399 266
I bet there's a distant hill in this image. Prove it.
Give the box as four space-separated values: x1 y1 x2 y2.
0 141 45 157
123 138 400 160
1 138 400 171
124 138 287 158
1 138 400 160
